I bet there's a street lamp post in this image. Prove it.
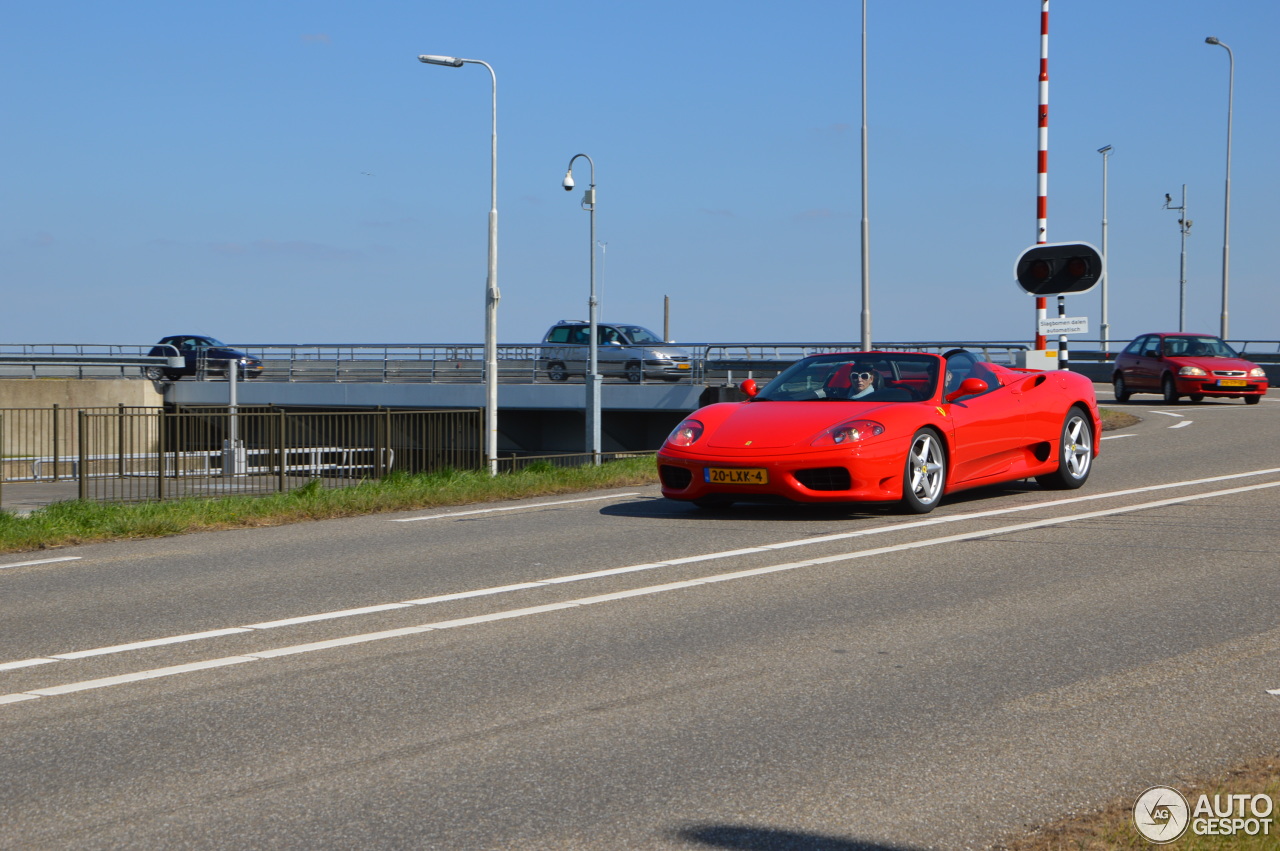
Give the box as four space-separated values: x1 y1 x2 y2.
562 154 601 464
418 54 500 475
1204 36 1233 341
859 0 872 350
1097 145 1112 353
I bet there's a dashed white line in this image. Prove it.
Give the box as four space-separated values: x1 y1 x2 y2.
1169 420 1193 429
0 556 81 571
4 478 1280 707
1151 410 1186 418
388 493 641 522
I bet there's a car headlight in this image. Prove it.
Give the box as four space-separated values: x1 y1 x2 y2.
1178 365 1207 376
667 419 704 447
812 419 885 447
1248 367 1266 378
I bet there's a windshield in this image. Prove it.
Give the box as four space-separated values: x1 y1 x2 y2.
757 352 941 402
1163 336 1238 358
614 325 665 345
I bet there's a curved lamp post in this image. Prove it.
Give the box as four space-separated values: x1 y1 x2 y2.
562 154 601 464
1204 36 1233 340
418 54 500 474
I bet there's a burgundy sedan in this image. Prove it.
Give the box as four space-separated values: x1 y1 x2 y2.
1111 333 1268 404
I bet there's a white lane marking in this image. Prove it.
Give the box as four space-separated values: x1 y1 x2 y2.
389 493 642 522
1151 411 1186 418
0 556 81 571
0 659 57 672
53 628 254 660
1101 434 1138 440
1268 688 1280 696
5 467 1280 674
1170 421 1193 430
6 479 1279 706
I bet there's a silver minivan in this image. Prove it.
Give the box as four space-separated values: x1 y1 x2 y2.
539 321 692 382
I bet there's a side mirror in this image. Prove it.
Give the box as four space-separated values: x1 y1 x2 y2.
740 378 759 398
945 378 988 403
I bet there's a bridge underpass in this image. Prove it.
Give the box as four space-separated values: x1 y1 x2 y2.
164 379 728 455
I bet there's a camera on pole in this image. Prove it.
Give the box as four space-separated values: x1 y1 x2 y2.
1014 242 1104 296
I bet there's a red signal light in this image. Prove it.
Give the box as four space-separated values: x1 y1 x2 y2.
1029 260 1053 282
1065 256 1090 277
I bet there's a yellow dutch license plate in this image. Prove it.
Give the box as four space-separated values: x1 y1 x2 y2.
1217 379 1246 387
676 363 691 370
705 467 768 485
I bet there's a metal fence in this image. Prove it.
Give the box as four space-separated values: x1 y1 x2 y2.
4 340 1278 384
2 406 483 504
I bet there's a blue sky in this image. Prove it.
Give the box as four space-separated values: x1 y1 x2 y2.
2 1 1276 347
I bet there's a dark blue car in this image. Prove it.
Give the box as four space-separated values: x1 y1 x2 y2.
146 335 264 381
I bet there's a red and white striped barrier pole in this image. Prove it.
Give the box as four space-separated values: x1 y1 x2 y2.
1035 0 1049 352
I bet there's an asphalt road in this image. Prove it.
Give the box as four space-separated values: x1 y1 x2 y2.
2 389 1278 850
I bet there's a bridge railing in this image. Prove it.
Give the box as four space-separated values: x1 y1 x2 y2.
3 340 1277 383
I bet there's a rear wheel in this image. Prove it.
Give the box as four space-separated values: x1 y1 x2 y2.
1112 374 1130 402
1035 406 1093 490
902 429 946 514
1161 374 1181 404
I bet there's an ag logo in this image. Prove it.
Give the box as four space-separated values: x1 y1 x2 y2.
1134 785 1190 843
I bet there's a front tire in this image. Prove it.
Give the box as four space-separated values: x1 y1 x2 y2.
1161 374 1181 404
1035 406 1093 490
143 366 166 381
547 362 568 382
902 429 946 514
1112 374 1130 402
625 362 643 383
1245 395 1261 405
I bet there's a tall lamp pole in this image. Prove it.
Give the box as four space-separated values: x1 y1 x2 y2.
419 54 500 475
1097 145 1112 353
562 154 601 464
1204 36 1233 341
859 0 872 350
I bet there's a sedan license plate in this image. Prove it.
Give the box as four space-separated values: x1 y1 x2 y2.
1217 379 1246 387
705 467 768 485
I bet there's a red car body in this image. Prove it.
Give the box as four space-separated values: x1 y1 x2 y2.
1111 332 1269 404
657 350 1101 513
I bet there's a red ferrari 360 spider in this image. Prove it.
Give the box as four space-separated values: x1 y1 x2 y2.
657 349 1101 513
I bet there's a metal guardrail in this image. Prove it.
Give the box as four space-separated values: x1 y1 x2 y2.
2 340 1277 383
0 344 183 379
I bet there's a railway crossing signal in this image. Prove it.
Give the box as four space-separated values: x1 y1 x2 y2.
1014 242 1104 296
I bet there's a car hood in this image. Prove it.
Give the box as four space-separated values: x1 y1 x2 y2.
706 400 895 449
1169 356 1259 372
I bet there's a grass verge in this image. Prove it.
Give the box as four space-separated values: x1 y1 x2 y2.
0 455 660 555
997 754 1280 849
